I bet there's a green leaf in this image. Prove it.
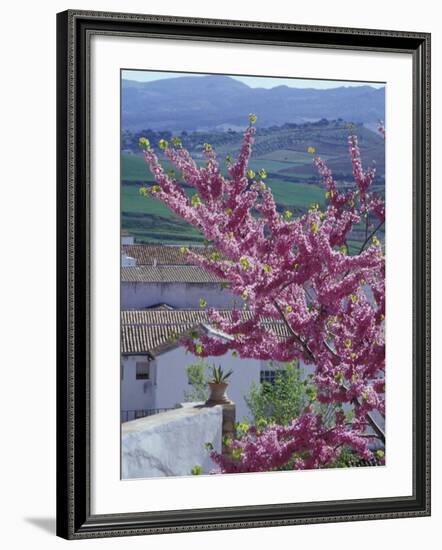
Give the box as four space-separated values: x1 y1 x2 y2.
191 194 202 207
240 256 250 269
138 137 150 150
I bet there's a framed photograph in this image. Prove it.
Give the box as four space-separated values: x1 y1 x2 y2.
56 9 431 539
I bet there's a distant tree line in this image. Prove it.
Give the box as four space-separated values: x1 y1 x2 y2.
122 119 368 155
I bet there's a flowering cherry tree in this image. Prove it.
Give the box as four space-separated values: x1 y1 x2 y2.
138 115 385 472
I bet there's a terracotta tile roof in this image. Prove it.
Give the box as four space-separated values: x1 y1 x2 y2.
122 244 218 266
121 309 289 355
121 322 188 356
121 265 225 284
122 309 238 325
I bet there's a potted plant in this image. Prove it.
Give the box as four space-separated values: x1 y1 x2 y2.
205 365 233 405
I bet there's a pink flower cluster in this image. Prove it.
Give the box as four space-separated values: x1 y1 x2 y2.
210 408 375 473
140 119 386 469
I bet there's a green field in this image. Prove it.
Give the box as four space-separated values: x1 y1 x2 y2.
121 153 330 244
121 122 384 244
122 182 203 243
122 155 178 182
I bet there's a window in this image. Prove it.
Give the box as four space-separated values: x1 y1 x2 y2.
260 370 276 385
136 361 150 380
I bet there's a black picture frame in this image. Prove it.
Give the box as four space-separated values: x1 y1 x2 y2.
56 9 431 540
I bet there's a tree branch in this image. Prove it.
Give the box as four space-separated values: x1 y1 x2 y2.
273 300 315 361
323 339 341 362
358 220 384 254
350 396 385 444
274 302 385 444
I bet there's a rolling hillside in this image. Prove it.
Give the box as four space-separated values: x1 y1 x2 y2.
121 120 384 248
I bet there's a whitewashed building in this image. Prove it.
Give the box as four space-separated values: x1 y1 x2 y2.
120 244 240 310
119 244 384 452
120 244 300 426
121 265 239 309
121 308 291 422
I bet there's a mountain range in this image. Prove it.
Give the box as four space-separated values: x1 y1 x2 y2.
122 75 385 132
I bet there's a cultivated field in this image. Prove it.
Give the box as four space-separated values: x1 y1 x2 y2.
121 121 385 249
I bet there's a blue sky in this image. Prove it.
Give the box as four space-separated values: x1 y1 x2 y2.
122 70 385 90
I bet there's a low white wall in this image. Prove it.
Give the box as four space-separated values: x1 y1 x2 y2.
122 404 222 479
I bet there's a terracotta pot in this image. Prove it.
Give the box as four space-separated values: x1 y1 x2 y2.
205 382 232 405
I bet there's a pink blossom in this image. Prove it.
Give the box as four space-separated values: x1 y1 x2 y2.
139 120 386 470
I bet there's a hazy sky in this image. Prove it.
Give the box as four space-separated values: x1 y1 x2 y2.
122 70 385 90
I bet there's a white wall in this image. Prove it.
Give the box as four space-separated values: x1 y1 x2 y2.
120 351 334 428
121 281 240 308
154 347 262 421
122 405 223 478
2 1 440 550
121 355 157 415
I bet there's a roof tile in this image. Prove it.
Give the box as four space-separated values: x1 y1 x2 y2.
121 309 290 355
122 244 219 266
121 265 225 284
